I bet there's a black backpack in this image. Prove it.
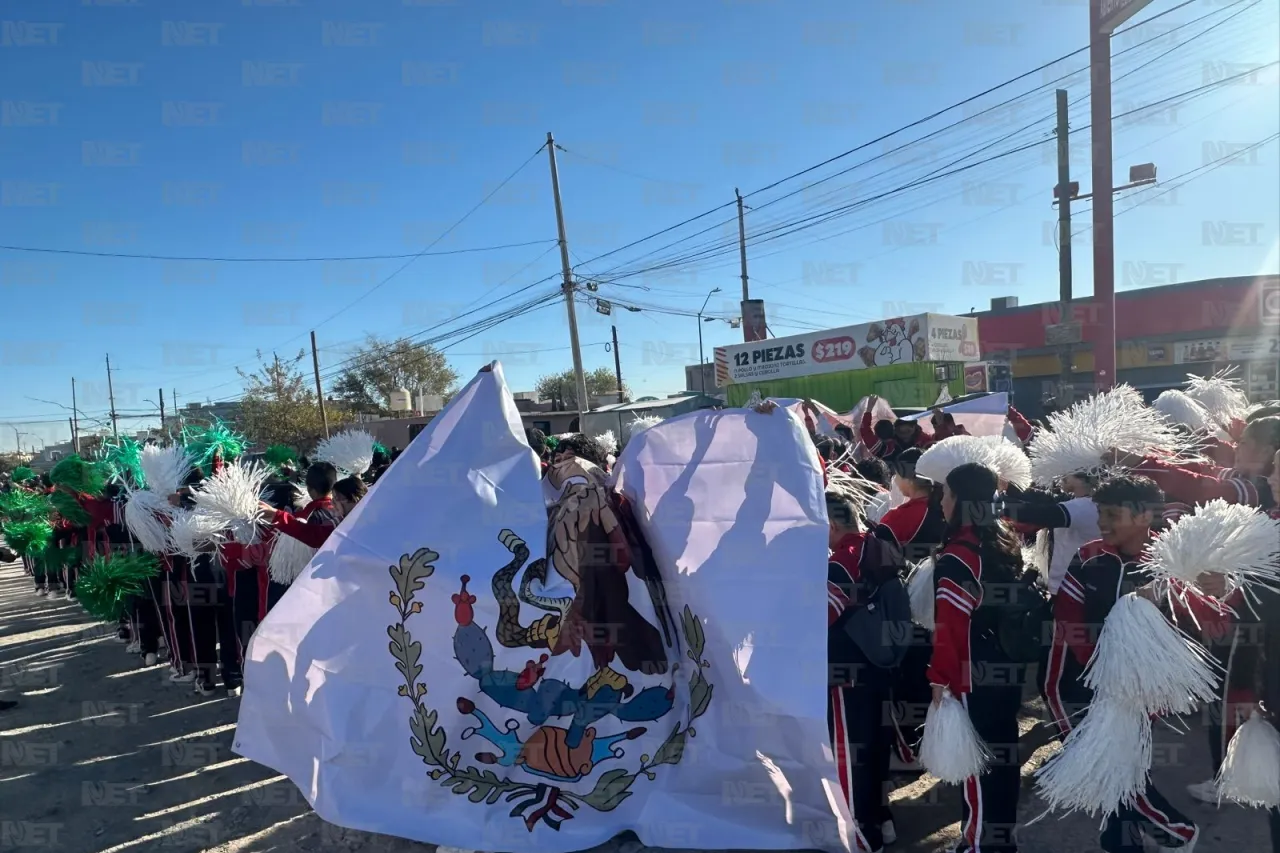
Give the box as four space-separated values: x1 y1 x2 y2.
991 569 1051 664
840 534 913 670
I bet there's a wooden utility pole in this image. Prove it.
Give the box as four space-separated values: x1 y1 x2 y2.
1055 89 1075 407
70 377 80 453
172 389 181 436
546 132 590 416
105 354 119 440
158 388 166 438
310 330 330 438
611 324 624 404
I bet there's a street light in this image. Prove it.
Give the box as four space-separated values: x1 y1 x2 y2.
696 287 722 394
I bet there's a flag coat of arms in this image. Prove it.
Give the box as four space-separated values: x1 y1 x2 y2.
233 364 856 852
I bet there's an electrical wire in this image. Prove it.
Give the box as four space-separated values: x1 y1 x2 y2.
567 0 1266 287
0 239 557 263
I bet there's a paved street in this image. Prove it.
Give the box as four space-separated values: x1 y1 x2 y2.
0 559 1269 852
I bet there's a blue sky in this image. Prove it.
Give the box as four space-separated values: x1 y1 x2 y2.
1 0 1277 451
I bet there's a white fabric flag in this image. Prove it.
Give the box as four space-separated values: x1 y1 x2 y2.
900 391 1011 438
233 364 853 853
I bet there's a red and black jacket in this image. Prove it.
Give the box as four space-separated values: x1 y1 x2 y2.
1007 406 1034 444
859 411 935 460
875 495 946 565
1131 455 1273 514
1045 539 1153 732
927 529 989 695
271 497 339 548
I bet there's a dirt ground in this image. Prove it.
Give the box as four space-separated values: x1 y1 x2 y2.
0 557 1271 853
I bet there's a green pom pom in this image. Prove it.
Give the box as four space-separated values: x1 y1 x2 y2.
76 554 160 622
49 491 91 527
372 442 388 457
263 444 297 471
544 437 560 451
49 455 108 497
100 437 146 488
2 520 53 556
0 489 51 523
11 466 35 483
182 418 247 472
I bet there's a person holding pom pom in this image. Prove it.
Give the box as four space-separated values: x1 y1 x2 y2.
929 462 1025 853
1043 475 1199 852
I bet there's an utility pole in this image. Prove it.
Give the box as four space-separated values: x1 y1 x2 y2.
546 132 590 417
611 324 624 404
1055 89 1075 407
310 330 330 438
158 388 166 439
736 188 749 302
172 389 181 436
105 354 119 440
70 377 80 453
736 188 753 343
1089 0 1118 392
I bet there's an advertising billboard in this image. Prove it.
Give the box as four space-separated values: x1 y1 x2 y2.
714 313 980 386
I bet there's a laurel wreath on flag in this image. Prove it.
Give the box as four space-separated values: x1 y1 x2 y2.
386 544 714 828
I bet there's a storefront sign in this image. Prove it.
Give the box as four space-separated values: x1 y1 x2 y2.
1174 335 1279 364
714 313 979 385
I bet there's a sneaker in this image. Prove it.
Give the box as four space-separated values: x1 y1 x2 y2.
143 653 158 667
169 671 196 684
227 686 243 698
193 682 217 697
882 820 897 844
125 641 141 654
1186 779 1219 805
35 588 48 597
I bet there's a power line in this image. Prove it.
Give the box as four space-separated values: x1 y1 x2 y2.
158 144 551 396
565 0 1262 287
0 239 556 263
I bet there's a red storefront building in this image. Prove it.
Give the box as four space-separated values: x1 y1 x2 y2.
973 274 1279 418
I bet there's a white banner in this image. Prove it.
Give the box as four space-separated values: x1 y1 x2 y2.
233 364 853 852
900 391 1012 439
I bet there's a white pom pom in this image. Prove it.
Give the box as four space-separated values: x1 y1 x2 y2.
626 415 663 439
908 558 935 630
1144 499 1280 588
1152 389 1213 432
1217 711 1280 808
594 429 618 456
190 462 271 545
1035 695 1152 816
915 435 1031 490
268 533 317 584
919 690 990 784
1082 593 1219 716
1186 368 1250 428
124 490 174 553
865 491 892 524
1029 385 1195 485
138 445 193 497
314 429 376 476
168 508 221 560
